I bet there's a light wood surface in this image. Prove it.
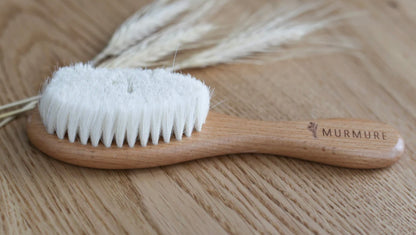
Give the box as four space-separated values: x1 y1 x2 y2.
27 110 404 169
1 0 416 234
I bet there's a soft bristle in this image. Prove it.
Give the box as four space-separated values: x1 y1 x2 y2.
39 63 210 148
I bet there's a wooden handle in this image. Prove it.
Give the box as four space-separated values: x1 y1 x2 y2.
27 111 404 169
227 115 404 169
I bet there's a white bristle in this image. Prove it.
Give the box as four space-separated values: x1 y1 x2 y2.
39 63 210 148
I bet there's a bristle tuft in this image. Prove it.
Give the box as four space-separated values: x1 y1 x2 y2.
39 64 210 147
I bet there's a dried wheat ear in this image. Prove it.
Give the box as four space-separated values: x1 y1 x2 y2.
0 0 355 126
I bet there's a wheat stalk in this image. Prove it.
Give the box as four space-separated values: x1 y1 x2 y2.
100 0 226 68
91 0 190 65
174 2 352 70
0 96 40 127
0 0 354 128
100 24 215 68
0 100 39 128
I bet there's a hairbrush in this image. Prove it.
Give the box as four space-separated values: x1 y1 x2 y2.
26 64 404 169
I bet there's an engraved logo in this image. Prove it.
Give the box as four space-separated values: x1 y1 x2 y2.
306 123 387 140
321 128 387 140
307 122 318 138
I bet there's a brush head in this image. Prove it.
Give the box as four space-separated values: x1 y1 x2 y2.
39 63 210 147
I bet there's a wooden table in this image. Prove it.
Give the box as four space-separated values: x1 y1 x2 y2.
1 0 415 233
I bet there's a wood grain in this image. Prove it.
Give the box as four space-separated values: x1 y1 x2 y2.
1 0 416 234
27 110 404 169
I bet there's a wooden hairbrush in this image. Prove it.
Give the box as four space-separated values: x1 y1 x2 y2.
27 65 404 169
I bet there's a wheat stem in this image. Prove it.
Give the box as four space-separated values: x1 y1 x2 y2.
0 101 38 128
0 100 38 120
0 95 41 112
0 117 15 128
